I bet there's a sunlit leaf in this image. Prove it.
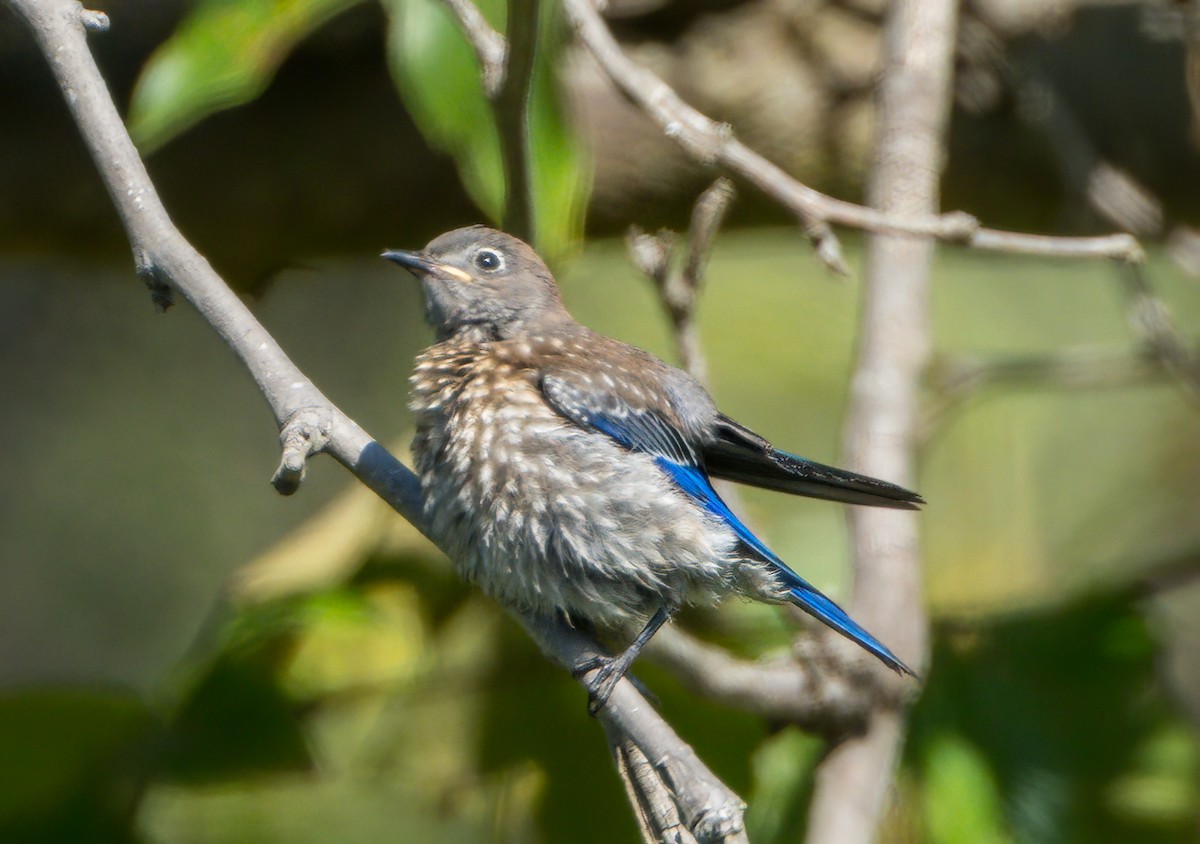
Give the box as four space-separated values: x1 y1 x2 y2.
383 0 590 260
129 0 365 151
921 732 1011 844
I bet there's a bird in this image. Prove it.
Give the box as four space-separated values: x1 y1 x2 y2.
383 225 922 711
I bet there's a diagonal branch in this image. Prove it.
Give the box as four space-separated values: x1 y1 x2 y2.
522 614 749 844
646 626 898 739
440 0 507 97
1118 263 1200 403
562 0 1143 271
5 1 745 839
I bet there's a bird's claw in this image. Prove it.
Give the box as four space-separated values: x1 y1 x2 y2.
572 655 620 715
572 654 629 716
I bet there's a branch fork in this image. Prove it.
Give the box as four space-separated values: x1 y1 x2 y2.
273 407 335 495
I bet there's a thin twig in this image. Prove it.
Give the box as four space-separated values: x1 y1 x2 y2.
561 0 1142 270
438 0 538 241
627 178 735 384
1117 263 1200 403
672 178 735 384
968 228 1142 261
439 0 507 97
5 1 745 837
993 58 1198 401
1005 59 1162 238
919 346 1175 441
681 178 736 301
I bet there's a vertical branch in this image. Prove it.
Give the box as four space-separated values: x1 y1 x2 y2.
673 178 735 384
495 0 539 241
806 1 960 842
627 178 735 385
437 0 538 241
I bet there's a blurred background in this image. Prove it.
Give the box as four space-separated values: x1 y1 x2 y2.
1 0 1199 841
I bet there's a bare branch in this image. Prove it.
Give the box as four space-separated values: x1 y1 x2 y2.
1168 225 1200 277
646 626 889 738
521 613 749 844
626 226 676 287
681 178 736 297
439 0 507 97
495 0 540 240
627 179 735 384
1008 63 1163 239
807 0 959 840
610 737 701 844
438 0 537 241
562 0 1141 269
6 1 745 836
920 346 1175 441
1117 263 1200 402
968 228 1143 262
667 179 735 382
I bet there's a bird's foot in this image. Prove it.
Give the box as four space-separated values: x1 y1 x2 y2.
570 606 675 715
572 651 639 716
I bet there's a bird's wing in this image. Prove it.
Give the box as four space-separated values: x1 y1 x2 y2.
704 414 924 510
540 374 914 676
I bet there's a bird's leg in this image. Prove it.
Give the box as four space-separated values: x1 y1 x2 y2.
572 605 676 716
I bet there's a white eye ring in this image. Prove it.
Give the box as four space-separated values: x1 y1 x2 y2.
474 248 505 273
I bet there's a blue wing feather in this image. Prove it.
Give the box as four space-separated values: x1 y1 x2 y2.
541 374 914 676
653 457 913 676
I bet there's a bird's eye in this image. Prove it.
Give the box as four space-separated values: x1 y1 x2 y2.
474 248 505 273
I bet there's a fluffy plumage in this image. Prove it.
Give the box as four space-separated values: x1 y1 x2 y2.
385 226 922 705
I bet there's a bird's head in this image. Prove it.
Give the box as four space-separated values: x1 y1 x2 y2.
383 226 570 339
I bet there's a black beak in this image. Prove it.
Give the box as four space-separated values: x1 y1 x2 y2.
382 249 474 283
381 249 436 275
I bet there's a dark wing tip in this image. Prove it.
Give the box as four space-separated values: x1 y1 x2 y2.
770 448 926 509
708 414 926 509
888 654 921 679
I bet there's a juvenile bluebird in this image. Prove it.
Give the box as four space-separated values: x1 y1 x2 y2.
384 226 921 710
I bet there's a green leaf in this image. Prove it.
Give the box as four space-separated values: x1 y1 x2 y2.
909 592 1200 842
129 0 365 151
0 689 154 838
921 732 1012 844
383 0 590 260
156 649 313 784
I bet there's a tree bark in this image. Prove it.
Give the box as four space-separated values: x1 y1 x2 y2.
805 1 960 842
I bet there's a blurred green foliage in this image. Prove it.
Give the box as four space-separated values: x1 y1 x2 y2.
130 0 588 259
129 0 367 150
383 0 589 259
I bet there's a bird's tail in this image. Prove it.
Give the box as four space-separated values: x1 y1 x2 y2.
770 560 916 677
653 453 916 676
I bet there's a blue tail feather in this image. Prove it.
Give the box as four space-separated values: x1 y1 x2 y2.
654 456 914 676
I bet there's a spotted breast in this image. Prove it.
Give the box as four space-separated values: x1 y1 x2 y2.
409 330 742 632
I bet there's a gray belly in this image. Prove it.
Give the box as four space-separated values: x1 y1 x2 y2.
414 400 741 631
